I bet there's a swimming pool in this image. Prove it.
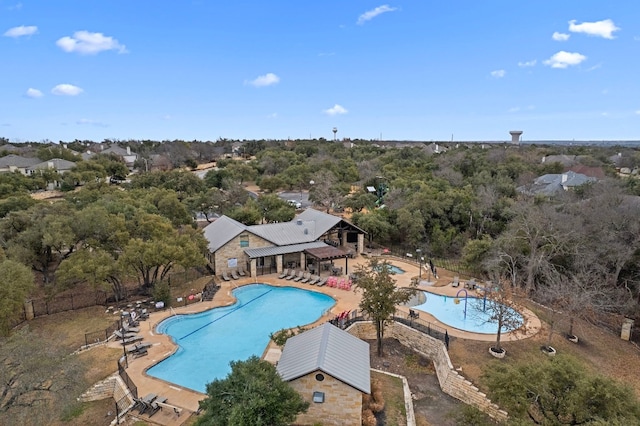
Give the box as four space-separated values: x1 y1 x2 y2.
148 284 334 393
412 292 523 334
376 264 406 274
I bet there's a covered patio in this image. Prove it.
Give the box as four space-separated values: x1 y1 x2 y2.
304 246 354 277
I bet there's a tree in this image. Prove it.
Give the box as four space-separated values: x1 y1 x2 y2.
483 355 640 424
353 259 417 356
477 273 525 355
0 259 34 336
196 356 309 426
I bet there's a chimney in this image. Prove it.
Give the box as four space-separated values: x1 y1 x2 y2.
47 161 54 168
561 173 568 184
126 146 131 155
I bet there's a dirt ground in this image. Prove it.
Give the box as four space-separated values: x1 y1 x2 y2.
368 339 465 426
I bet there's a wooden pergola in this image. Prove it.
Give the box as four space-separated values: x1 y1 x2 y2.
304 246 353 277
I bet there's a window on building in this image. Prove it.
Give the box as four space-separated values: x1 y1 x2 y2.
315 373 325 382
312 391 325 403
239 234 249 248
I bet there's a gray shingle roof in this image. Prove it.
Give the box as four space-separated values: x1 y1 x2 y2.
246 209 343 246
29 158 77 172
276 323 371 394
202 216 247 252
0 154 41 168
518 171 596 195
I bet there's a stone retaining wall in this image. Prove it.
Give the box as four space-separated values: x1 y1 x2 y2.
347 322 508 422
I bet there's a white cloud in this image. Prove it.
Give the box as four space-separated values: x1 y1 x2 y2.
76 118 108 127
543 51 587 69
267 113 278 119
518 59 537 67
161 114 172 121
490 69 506 78
508 107 520 113
323 104 348 115
568 19 620 39
635 110 640 115
51 84 83 96
246 73 280 87
552 32 570 41
25 88 43 98
3 25 37 37
357 5 397 25
56 31 127 55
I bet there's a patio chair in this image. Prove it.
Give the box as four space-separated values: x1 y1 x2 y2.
278 268 290 279
316 277 327 287
121 335 144 345
148 396 167 417
126 341 152 354
113 330 138 340
300 272 311 283
237 266 247 276
293 271 305 282
309 275 320 285
230 270 240 280
222 271 231 281
138 393 157 414
451 276 459 287
285 270 298 280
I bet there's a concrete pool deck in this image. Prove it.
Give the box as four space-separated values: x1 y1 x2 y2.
110 255 539 424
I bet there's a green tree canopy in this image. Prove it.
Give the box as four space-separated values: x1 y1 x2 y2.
196 356 309 426
484 355 640 425
353 258 417 356
0 259 34 335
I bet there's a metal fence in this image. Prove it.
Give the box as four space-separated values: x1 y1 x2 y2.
29 290 110 317
84 320 120 347
117 356 138 399
328 308 451 346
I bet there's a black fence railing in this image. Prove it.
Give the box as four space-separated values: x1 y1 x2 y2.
84 320 120 347
327 309 451 346
117 356 138 399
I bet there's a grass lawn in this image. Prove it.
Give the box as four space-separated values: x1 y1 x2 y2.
372 371 407 426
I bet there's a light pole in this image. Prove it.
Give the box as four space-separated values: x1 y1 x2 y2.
416 248 422 280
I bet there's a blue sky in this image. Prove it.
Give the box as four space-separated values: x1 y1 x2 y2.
2 1 640 143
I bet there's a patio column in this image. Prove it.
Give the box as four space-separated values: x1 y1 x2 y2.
250 258 257 277
341 230 348 247
357 233 364 255
276 255 283 274
299 252 305 269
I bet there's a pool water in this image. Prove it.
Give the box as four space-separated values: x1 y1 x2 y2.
376 264 406 274
148 284 334 393
412 292 523 334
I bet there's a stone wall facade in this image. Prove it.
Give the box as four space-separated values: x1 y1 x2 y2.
347 322 508 422
214 232 272 276
290 369 363 426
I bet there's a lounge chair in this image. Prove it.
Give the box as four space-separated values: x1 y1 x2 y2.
285 270 297 280
231 270 240 280
278 268 290 279
316 277 327 287
121 335 144 345
293 271 305 282
148 396 167 417
113 330 138 340
300 272 311 283
126 341 152 353
309 275 320 285
237 266 247 276
122 324 140 333
222 271 231 281
451 276 459 287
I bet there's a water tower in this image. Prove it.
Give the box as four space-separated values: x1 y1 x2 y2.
332 127 338 141
509 130 523 144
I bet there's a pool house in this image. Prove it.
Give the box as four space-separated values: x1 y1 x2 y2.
202 208 367 279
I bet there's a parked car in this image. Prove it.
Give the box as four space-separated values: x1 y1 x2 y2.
287 200 302 209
